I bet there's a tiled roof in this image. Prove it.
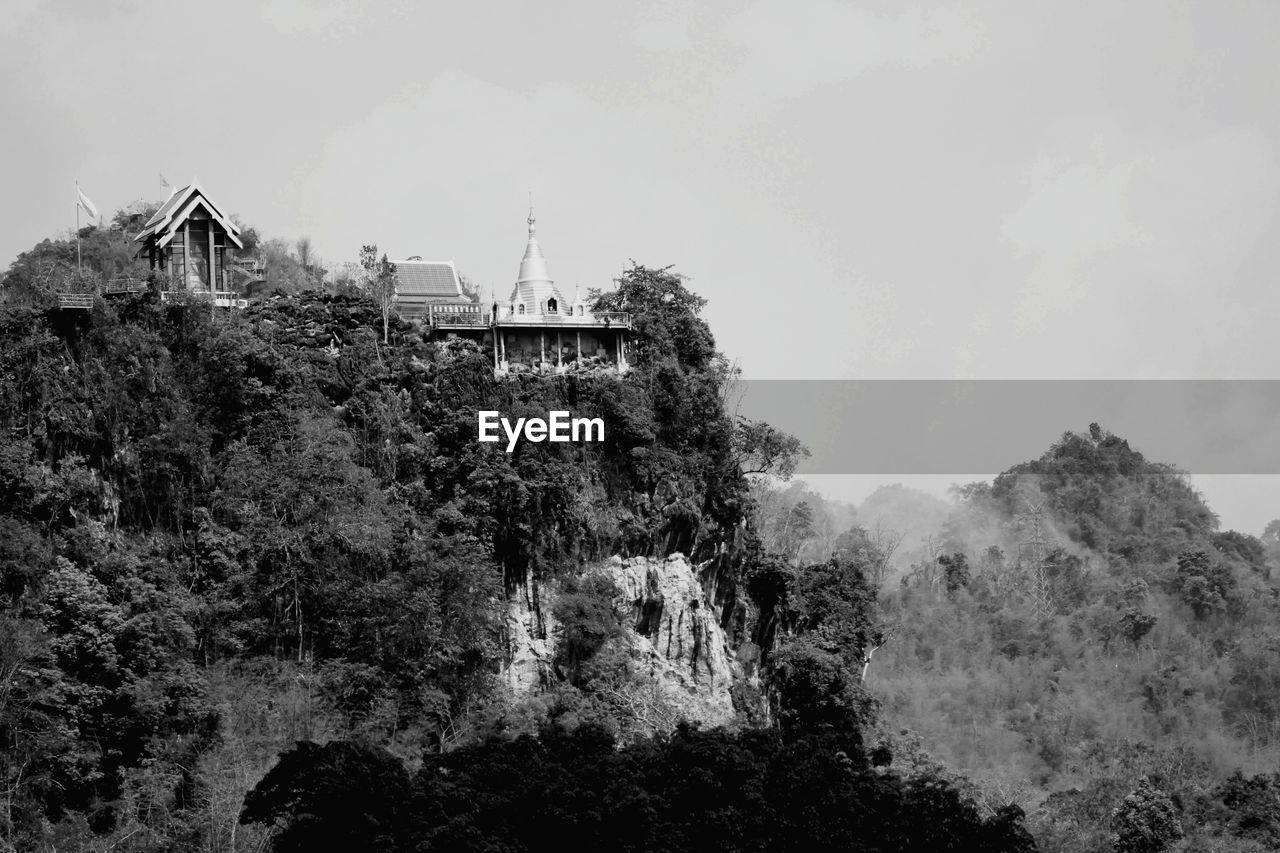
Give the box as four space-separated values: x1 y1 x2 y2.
392 260 467 300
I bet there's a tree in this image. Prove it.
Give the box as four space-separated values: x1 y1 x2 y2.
232 216 261 255
551 573 624 686
260 238 315 294
1118 608 1157 647
591 263 716 371
110 200 161 235
833 524 903 590
779 501 816 562
239 741 414 853
1261 518 1280 549
939 552 971 596
359 244 396 344
1207 771 1280 847
242 726 1037 851
734 417 810 479
1174 548 1233 620
1110 777 1183 852
1260 519 1280 574
295 236 313 273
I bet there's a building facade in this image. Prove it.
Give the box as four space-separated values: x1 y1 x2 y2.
389 259 473 318
135 180 244 306
426 212 630 374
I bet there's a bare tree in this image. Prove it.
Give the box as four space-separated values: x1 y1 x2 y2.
360 244 397 344
860 623 899 683
868 521 907 588
904 534 944 595
295 236 313 271
600 679 683 741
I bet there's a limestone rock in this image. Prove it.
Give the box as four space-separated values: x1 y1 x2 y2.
503 581 555 693
600 553 737 726
499 553 741 727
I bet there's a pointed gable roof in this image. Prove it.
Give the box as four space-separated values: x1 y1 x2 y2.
134 179 244 250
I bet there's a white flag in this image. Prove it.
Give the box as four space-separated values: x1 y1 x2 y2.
77 185 99 220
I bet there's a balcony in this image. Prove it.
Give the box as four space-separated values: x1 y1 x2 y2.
494 311 632 330
102 277 148 295
161 290 247 309
57 293 95 310
58 280 247 310
428 304 489 328
421 303 632 331
57 278 147 309
227 259 267 282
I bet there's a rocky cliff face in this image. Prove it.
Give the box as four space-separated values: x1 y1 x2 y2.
502 553 756 727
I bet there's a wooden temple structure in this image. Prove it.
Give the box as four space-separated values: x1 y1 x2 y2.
134 180 247 308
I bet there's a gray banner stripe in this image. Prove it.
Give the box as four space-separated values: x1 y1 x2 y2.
731 381 1280 474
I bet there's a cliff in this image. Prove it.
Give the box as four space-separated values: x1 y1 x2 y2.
503 553 756 728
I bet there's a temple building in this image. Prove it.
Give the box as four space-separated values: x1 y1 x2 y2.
135 180 245 307
481 211 631 373
422 211 631 374
389 258 473 318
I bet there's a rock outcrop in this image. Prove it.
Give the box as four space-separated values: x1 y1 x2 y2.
501 553 745 727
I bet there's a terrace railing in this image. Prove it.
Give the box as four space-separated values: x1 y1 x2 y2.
493 311 631 329
429 304 489 327
102 278 148 295
57 293 94 310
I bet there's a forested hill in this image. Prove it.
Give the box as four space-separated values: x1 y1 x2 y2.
864 427 1280 851
955 425 1225 565
0 240 1036 851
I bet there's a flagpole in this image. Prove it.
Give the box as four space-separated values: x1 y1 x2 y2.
75 183 82 273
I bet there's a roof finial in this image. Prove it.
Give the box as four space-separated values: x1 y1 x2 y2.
527 191 535 236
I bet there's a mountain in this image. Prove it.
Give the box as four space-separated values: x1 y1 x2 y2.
871 425 1280 852
0 245 1032 850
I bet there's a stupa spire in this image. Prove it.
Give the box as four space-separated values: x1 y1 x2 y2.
517 198 551 286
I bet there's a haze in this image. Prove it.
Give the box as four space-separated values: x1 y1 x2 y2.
3 0 1277 528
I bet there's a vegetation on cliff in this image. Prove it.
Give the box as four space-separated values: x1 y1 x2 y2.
0 223 1029 850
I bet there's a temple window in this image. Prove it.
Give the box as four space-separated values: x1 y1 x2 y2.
546 297 558 313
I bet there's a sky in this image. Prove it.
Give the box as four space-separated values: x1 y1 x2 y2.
2 0 1279 530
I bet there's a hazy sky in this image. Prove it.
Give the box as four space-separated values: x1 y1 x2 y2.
3 1 1279 529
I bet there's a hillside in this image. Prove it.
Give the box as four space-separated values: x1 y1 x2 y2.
8 220 1279 852
866 427 1280 852
0 232 1034 851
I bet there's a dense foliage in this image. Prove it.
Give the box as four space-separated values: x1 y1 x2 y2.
755 425 1280 852
241 725 1034 853
0 229 1032 851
